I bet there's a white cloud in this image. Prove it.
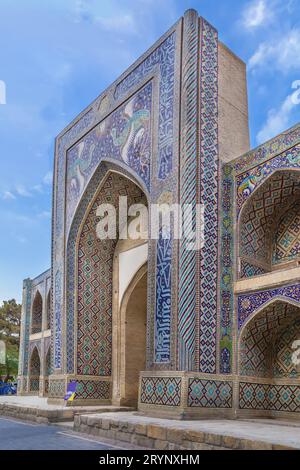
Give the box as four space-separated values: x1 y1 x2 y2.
73 0 137 34
1 191 16 200
242 0 270 29
37 211 51 219
15 185 32 197
249 28 300 71
257 81 300 143
43 171 53 185
95 14 136 33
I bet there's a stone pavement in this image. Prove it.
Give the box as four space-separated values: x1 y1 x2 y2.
74 412 300 450
0 416 144 450
0 396 132 423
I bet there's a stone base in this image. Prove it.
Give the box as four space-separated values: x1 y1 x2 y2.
0 396 133 424
138 371 300 420
74 411 300 450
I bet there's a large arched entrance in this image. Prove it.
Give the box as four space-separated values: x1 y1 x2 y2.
65 164 149 403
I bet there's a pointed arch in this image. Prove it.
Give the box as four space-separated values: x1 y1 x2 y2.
238 299 300 379
238 169 300 279
29 346 41 393
31 290 43 334
65 160 149 381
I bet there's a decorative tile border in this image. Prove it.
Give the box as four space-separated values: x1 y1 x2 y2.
188 378 233 408
237 283 300 330
48 378 65 398
239 382 300 412
219 164 234 373
74 380 111 400
140 376 181 406
52 25 178 372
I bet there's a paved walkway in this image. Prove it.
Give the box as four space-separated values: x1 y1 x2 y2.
0 416 140 450
0 395 130 411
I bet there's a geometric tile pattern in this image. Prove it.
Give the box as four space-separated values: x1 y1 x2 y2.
53 30 176 370
178 11 199 370
77 173 146 376
31 290 43 334
29 347 40 392
235 127 300 175
19 278 32 377
188 379 233 408
198 18 219 374
219 164 234 373
140 377 181 406
53 109 95 369
240 260 266 278
239 302 299 377
66 82 152 233
239 171 300 269
74 380 110 400
273 200 300 265
239 382 300 412
238 283 300 330
236 145 300 214
273 318 300 378
155 231 172 362
48 379 66 398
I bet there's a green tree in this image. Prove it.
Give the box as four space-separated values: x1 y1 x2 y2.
0 299 21 378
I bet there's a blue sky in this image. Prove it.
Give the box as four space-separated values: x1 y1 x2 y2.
0 0 300 303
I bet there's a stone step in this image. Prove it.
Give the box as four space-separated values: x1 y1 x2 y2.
74 411 300 450
0 397 134 424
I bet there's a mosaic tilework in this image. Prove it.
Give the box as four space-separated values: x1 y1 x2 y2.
235 124 300 174
19 279 32 377
46 290 51 330
53 30 177 371
198 18 219 374
273 200 300 264
239 382 300 412
77 173 146 376
188 378 233 408
48 379 65 398
29 347 40 392
238 283 300 330
29 378 40 392
29 340 42 358
66 82 152 233
273 318 300 378
239 302 298 377
219 164 234 374
236 145 300 215
29 347 40 375
31 291 43 334
114 34 176 181
140 377 181 406
155 230 172 363
54 110 95 369
240 260 266 278
54 269 62 368
74 380 110 400
178 11 198 370
240 171 300 266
